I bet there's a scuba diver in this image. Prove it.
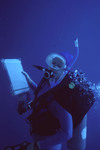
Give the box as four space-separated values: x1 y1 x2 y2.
16 38 95 150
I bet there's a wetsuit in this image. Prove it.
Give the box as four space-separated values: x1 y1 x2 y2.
28 72 73 150
28 70 95 150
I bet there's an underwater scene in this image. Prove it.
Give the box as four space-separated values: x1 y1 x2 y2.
0 0 100 150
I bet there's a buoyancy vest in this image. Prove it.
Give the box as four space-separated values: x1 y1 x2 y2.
27 71 95 135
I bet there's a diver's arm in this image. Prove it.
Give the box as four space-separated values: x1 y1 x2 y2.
17 72 37 114
22 71 37 91
36 101 73 149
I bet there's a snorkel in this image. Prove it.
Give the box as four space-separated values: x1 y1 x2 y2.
59 38 79 70
33 38 79 79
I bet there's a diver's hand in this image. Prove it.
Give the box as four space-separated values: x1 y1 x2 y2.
74 38 79 47
17 100 28 115
22 71 33 84
22 71 31 80
17 94 27 114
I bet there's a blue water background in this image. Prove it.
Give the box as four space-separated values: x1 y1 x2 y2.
0 0 100 149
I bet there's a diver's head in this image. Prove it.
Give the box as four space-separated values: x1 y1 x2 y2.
46 53 67 81
46 53 67 70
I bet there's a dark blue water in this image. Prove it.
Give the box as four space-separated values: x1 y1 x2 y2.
0 0 100 149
